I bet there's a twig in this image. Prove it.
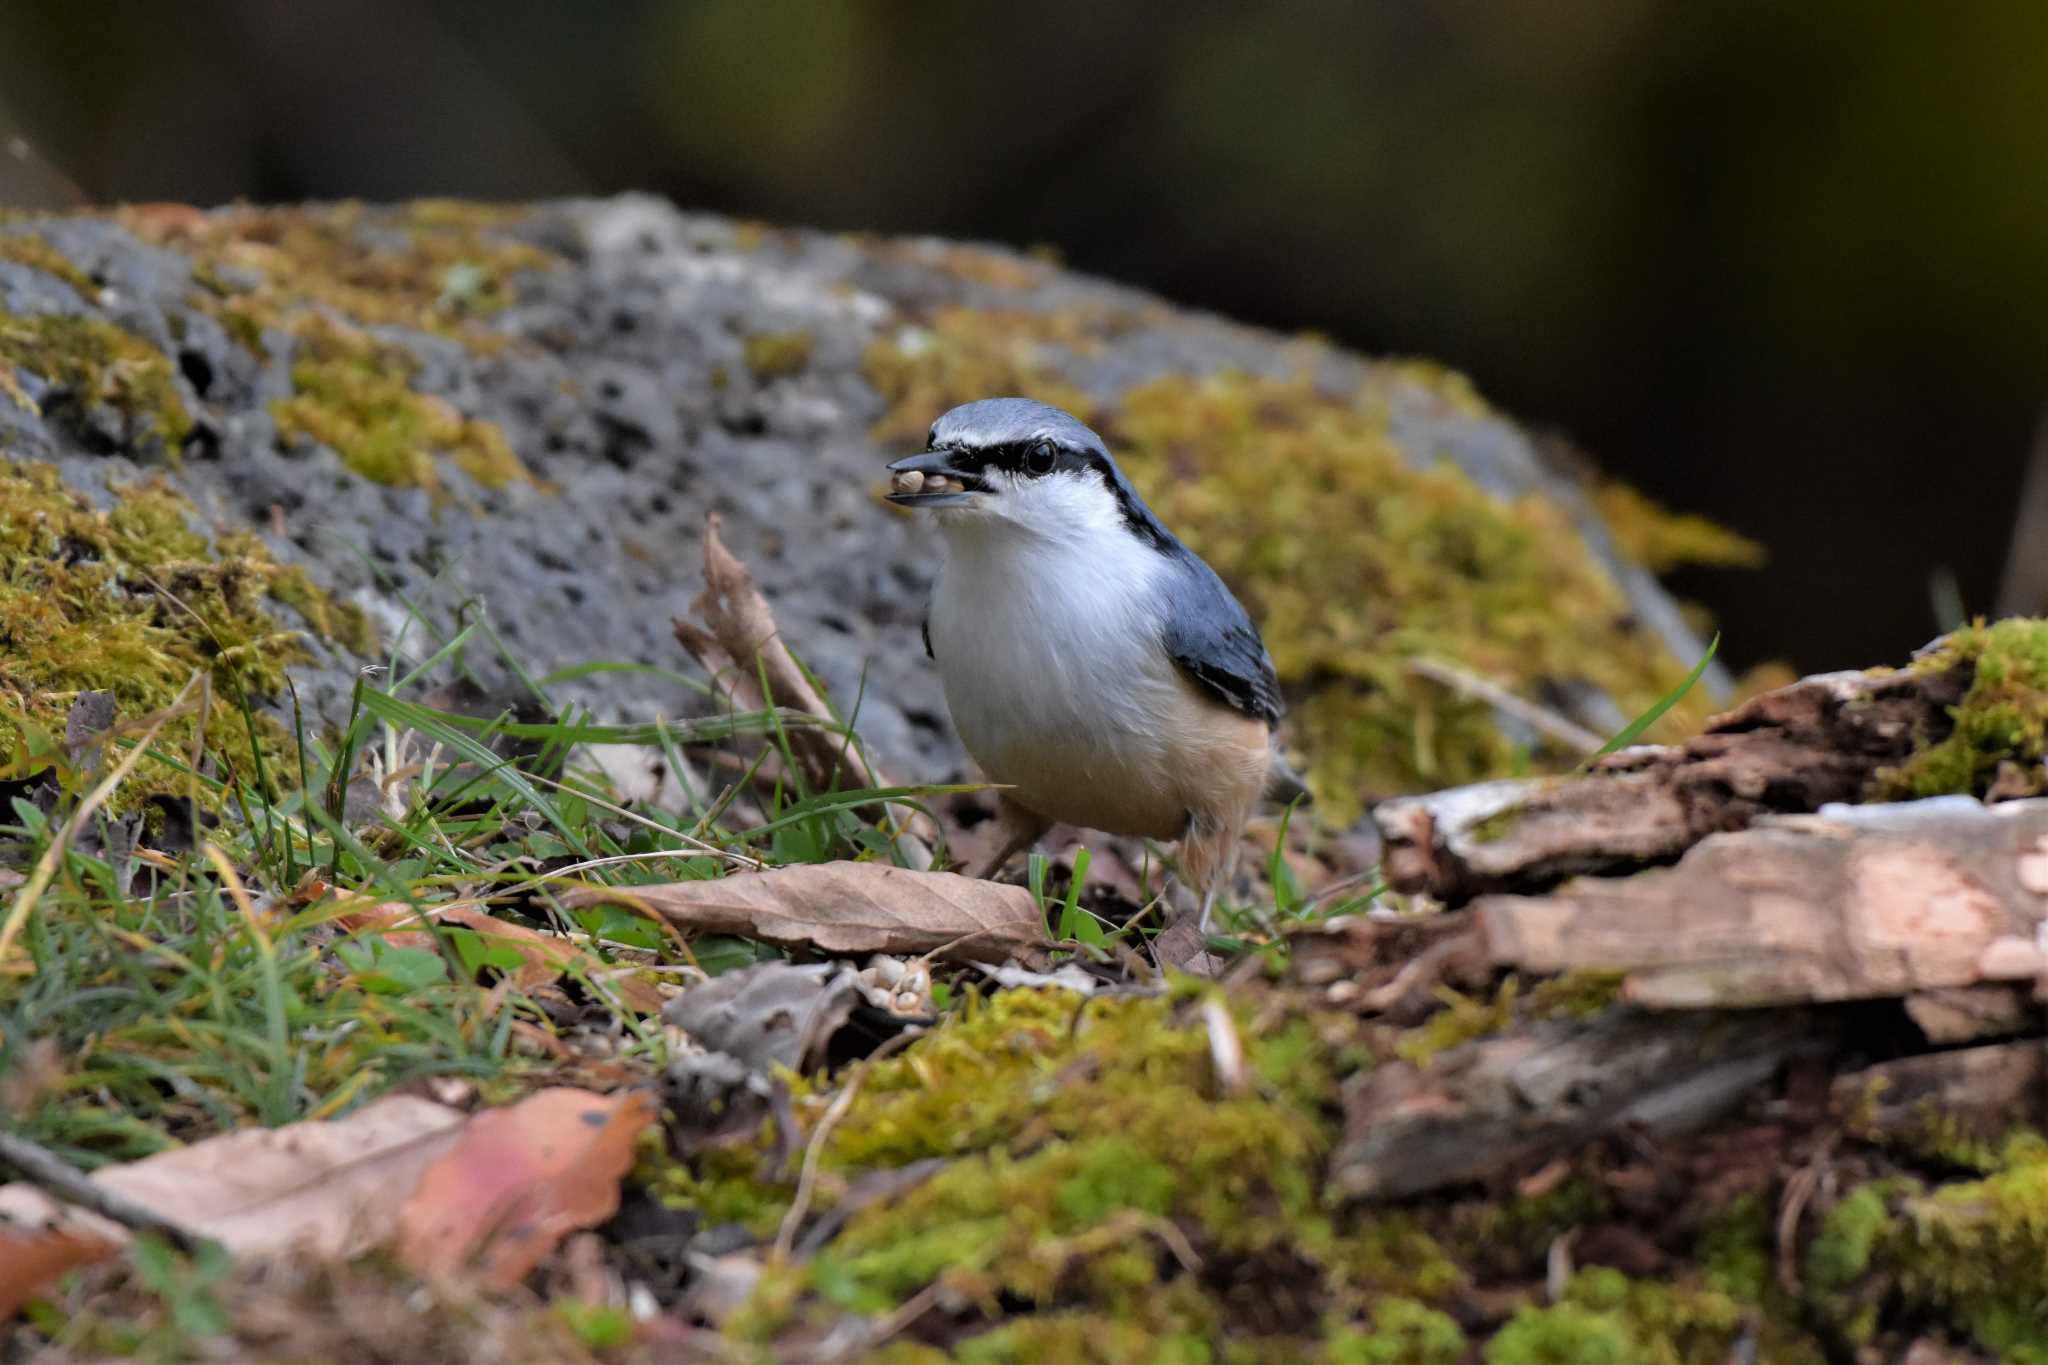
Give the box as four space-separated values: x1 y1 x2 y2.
773 1027 926 1261
864 1280 944 1348
1407 656 1604 755
0 1129 210 1254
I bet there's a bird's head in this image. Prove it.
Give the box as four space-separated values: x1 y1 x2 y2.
886 398 1164 545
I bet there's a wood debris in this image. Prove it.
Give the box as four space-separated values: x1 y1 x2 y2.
1475 796 2048 1008
1374 660 1968 904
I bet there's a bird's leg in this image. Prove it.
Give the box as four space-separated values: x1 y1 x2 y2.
1178 809 1245 936
973 794 1053 881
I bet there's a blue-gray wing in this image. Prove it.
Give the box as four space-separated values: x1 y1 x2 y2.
1162 561 1283 726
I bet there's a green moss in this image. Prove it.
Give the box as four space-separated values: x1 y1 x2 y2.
1523 972 1627 1021
862 306 1104 446
1804 1185 1893 1344
942 1308 1222 1364
865 315 1722 813
105 202 546 494
0 312 192 454
0 462 357 807
1326 1297 1466 1364
651 987 1478 1354
1887 1160 2048 1355
118 200 554 342
1593 482 1766 574
1873 618 2048 800
0 230 97 297
1485 1302 1637 1365
1393 979 1520 1067
742 330 815 380
270 317 530 491
260 561 376 657
1467 806 1525 844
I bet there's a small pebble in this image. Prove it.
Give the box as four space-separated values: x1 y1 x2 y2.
892 469 925 494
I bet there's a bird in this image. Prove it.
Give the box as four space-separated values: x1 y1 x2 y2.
885 396 1292 931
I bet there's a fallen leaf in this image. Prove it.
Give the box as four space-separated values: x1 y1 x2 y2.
0 1217 121 1317
398 1087 658 1290
565 863 1045 965
334 899 667 1013
674 514 936 864
0 1095 467 1308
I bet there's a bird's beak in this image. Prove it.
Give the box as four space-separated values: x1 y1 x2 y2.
885 451 985 508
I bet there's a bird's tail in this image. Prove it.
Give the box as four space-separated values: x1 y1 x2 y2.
1262 749 1313 807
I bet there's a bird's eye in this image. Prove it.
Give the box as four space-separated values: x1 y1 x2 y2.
1024 440 1058 476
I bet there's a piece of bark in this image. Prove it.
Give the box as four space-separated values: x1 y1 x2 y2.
1902 985 2035 1044
1332 1007 1827 1199
1475 797 2048 1008
1833 1041 2048 1146
676 513 937 862
1374 661 1969 904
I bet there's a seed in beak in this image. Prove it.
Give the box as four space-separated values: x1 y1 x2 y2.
924 475 953 493
892 469 925 495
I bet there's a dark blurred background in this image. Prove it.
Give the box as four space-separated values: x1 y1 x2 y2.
2 1 2043 676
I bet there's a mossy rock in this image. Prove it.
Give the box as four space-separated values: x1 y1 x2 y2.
1 196 1735 811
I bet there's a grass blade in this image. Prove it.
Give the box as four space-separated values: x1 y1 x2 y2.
1580 632 1720 768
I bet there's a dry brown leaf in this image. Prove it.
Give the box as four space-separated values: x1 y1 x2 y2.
565 862 1046 965
0 1217 121 1316
0 1094 467 1306
397 1087 658 1290
675 514 937 861
335 899 667 1014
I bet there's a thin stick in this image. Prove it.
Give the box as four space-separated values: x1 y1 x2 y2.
0 674 202 964
0 1129 210 1254
1407 657 1604 755
773 1028 925 1261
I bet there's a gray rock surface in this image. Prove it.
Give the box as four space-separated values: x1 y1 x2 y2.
0 195 1720 782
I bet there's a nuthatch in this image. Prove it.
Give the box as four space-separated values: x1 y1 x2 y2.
887 397 1291 930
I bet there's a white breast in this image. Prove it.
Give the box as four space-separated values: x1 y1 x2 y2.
928 513 1207 839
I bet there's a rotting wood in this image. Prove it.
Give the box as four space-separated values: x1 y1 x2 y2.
1373 660 1970 904
1901 985 2035 1045
1473 796 2048 1009
1832 1039 2048 1146
1331 1006 1831 1199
